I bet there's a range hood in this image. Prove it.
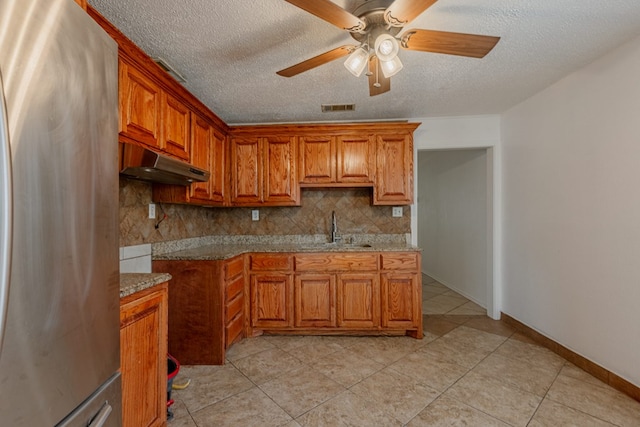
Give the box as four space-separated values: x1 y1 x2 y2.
120 143 210 186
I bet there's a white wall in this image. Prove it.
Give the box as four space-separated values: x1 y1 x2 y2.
501 35 640 387
410 115 502 318
418 150 488 306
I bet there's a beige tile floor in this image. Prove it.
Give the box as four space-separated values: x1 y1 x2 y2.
168 275 640 426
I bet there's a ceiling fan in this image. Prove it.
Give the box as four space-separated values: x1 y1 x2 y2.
277 0 500 96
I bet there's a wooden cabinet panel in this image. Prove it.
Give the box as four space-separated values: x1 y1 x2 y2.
162 92 190 160
374 133 414 205
337 135 374 183
299 135 335 184
381 273 420 329
337 273 379 328
230 137 261 205
210 127 227 204
295 253 378 272
120 283 168 427
189 114 213 200
153 260 225 365
226 293 244 322
263 136 299 205
251 274 293 328
380 252 419 271
295 274 336 327
250 254 293 271
119 59 161 149
226 312 244 348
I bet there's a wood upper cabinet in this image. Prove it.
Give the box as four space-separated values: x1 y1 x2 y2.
230 134 299 206
299 133 374 185
230 136 261 205
161 92 190 160
337 134 375 183
374 132 414 205
120 283 168 427
210 127 227 204
153 114 227 206
189 114 214 201
119 59 161 149
299 135 335 184
263 135 298 205
74 0 87 10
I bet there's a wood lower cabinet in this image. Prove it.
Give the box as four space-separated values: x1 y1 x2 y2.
120 283 168 427
295 274 336 327
224 256 245 348
380 252 423 338
249 254 294 328
337 273 380 328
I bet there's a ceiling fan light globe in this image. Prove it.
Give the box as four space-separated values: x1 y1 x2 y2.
380 56 403 78
344 47 369 77
374 33 399 62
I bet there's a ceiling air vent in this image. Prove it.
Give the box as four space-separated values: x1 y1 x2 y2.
321 104 356 113
153 57 187 83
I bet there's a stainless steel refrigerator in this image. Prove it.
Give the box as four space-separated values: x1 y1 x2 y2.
0 0 121 425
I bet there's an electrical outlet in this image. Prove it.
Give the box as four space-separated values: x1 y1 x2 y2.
392 206 403 218
251 210 259 221
149 204 156 219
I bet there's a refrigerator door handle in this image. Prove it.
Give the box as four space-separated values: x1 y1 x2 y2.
0 71 12 353
87 402 113 427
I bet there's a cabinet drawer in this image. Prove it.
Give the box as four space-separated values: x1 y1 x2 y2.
250 254 292 271
226 276 244 301
225 313 243 348
380 252 419 271
295 253 378 272
225 256 244 280
226 294 244 322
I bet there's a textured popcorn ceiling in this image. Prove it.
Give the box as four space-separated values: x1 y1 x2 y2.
89 0 640 124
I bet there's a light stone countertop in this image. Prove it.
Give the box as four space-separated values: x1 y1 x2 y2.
153 241 421 261
120 272 172 298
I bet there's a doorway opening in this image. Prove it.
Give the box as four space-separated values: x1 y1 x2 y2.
416 148 497 318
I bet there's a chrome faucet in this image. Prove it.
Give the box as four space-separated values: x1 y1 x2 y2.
331 210 338 243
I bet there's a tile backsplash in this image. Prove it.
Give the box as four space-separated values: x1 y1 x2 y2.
119 177 411 247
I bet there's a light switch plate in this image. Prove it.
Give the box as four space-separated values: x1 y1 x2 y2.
149 203 156 219
392 207 403 217
252 210 259 221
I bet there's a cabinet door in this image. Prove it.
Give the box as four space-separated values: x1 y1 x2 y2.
337 273 379 328
120 284 168 427
231 137 261 205
210 127 227 204
119 59 161 149
374 133 414 205
337 134 374 183
263 136 299 205
162 92 190 160
251 274 293 328
295 274 336 327
381 272 420 329
189 114 212 200
299 135 336 184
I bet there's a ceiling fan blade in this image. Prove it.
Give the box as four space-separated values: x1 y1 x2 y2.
285 0 366 32
401 29 500 58
384 0 439 27
276 45 355 77
368 56 390 96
